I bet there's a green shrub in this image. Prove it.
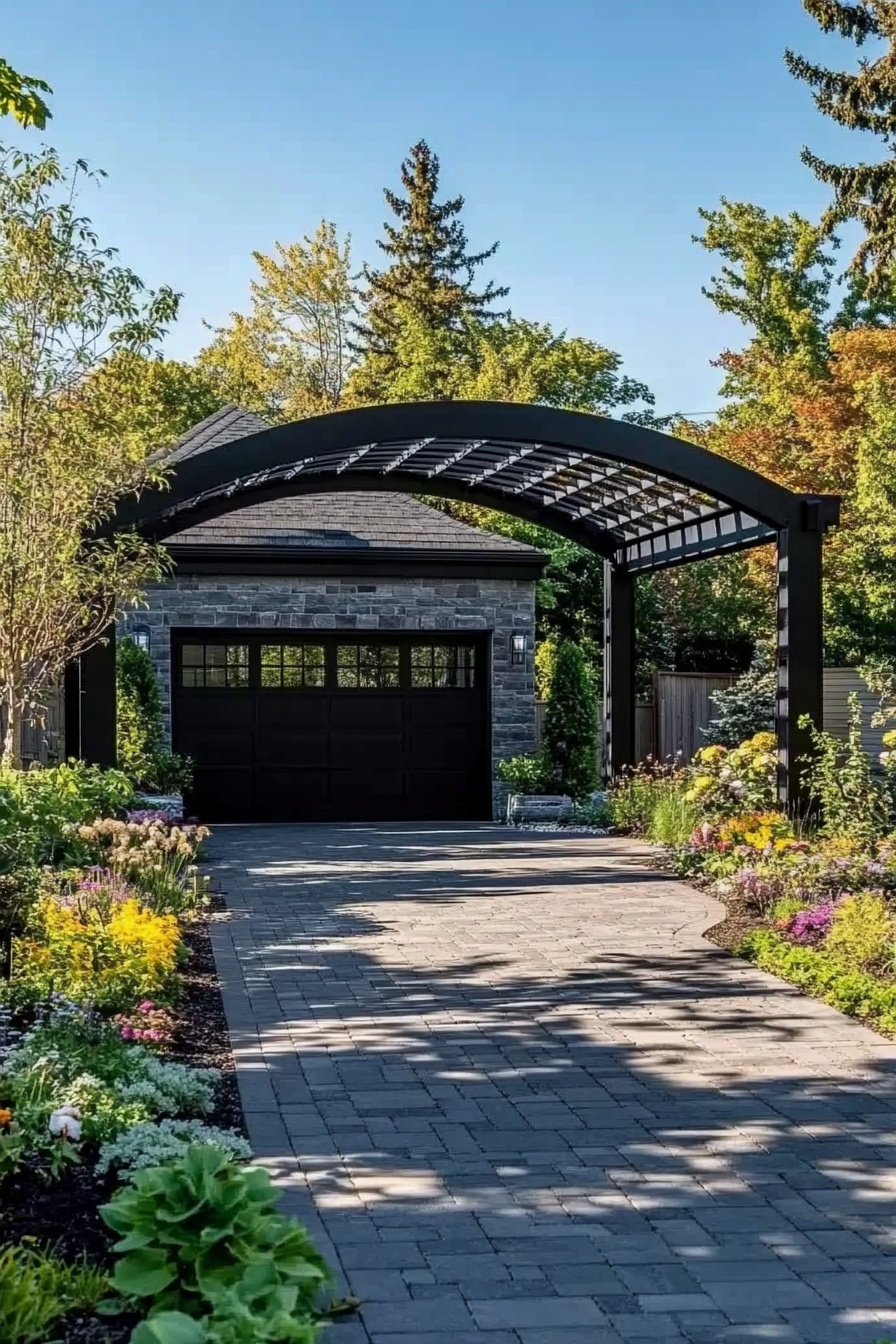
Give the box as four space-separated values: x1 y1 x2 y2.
98 1118 252 1181
0 1241 107 1343
702 646 776 748
101 1146 330 1327
0 868 41 979
542 640 597 799
825 892 895 972
0 761 135 871
768 895 810 924
647 788 702 847
609 759 681 835
495 752 556 794
800 695 890 847
117 639 193 794
738 929 896 1034
534 638 558 701
118 637 165 786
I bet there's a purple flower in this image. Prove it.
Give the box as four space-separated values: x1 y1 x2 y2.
126 809 177 825
788 900 836 946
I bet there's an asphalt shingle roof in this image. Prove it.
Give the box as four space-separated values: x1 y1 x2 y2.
164 407 541 556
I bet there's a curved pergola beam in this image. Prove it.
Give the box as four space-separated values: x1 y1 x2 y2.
111 400 808 544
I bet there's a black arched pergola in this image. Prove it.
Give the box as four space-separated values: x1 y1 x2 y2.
72 401 840 802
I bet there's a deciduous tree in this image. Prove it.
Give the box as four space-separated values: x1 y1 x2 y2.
0 145 179 763
0 57 51 129
198 220 357 421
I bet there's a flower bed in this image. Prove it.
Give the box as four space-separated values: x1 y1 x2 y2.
607 712 896 1039
0 765 334 1344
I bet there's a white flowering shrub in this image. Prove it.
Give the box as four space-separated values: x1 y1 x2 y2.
97 1121 252 1180
117 1051 218 1117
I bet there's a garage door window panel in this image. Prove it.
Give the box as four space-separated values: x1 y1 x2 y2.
260 643 325 689
410 643 478 689
181 643 249 688
337 644 400 689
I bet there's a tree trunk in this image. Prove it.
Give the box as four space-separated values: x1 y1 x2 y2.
0 683 23 767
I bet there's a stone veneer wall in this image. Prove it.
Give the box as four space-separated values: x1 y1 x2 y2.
119 573 537 819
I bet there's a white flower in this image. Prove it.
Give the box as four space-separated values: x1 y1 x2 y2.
49 1105 83 1141
729 780 746 798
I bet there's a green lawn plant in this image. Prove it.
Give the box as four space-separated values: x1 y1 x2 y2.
608 757 684 835
100 1146 330 1338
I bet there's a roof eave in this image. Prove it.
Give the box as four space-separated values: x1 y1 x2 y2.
164 541 548 581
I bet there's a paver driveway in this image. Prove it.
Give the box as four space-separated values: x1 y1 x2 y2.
207 824 896 1344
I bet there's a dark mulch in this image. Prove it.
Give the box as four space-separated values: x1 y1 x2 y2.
170 895 245 1139
704 909 764 952
5 897 242 1343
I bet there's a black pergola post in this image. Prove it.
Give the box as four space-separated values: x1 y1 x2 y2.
776 514 824 807
603 560 636 779
63 627 117 766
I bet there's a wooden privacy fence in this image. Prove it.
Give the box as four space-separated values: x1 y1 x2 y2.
653 672 737 761
535 668 886 775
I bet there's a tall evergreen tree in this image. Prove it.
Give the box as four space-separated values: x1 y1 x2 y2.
350 141 508 400
786 1 896 293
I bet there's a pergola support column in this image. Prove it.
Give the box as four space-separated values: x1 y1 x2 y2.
776 520 824 808
603 560 636 780
63 626 117 766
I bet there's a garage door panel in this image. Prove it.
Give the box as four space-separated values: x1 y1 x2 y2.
255 695 327 729
328 694 404 729
408 768 480 817
178 729 255 767
327 770 406 819
189 769 253 822
173 633 490 823
182 695 253 729
408 736 485 770
329 729 404 769
254 769 329 821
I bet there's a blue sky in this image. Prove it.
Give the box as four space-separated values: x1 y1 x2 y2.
3 0 871 416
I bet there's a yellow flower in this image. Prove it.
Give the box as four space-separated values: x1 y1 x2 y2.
0 1107 13 1127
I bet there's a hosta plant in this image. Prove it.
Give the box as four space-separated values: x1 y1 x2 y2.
100 1146 331 1319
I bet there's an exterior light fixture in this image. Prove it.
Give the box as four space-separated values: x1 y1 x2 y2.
131 625 151 654
510 633 527 665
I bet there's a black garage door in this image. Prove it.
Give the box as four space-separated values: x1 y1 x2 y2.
172 632 491 823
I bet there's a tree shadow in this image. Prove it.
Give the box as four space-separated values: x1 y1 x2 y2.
209 825 896 1344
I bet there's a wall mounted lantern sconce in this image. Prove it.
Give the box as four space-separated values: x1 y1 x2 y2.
510 633 527 665
131 625 151 654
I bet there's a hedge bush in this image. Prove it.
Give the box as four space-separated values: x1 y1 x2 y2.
738 929 896 1035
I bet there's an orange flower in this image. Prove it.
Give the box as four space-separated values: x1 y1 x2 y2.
0 1107 13 1127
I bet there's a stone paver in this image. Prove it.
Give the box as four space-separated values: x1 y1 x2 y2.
207 825 896 1344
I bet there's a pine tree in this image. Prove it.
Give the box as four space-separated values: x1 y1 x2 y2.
543 641 598 799
786 1 896 293
350 141 508 399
